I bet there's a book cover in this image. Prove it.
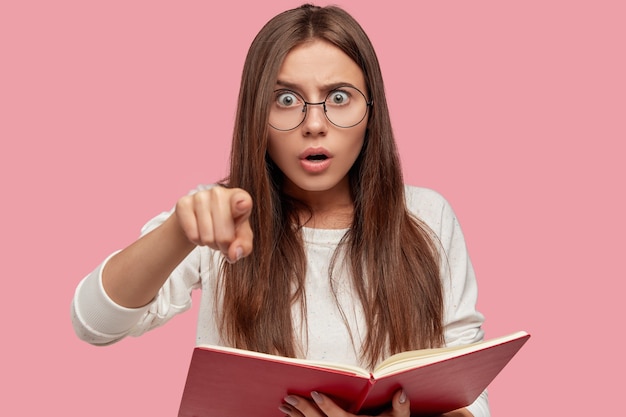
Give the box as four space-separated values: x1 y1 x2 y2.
178 331 530 417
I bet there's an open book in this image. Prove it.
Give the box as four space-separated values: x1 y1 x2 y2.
178 330 530 417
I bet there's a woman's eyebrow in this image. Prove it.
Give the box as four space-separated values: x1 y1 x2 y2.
275 80 358 92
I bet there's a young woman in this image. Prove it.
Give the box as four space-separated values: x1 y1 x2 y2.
71 4 489 416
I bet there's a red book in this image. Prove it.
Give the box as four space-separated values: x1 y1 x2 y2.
178 331 530 417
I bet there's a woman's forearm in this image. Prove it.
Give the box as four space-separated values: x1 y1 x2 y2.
102 213 195 308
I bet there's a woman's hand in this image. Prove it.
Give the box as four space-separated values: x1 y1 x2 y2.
102 186 253 308
278 390 410 417
174 186 253 263
277 390 474 417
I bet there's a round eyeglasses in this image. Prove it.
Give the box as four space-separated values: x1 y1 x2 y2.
268 86 372 131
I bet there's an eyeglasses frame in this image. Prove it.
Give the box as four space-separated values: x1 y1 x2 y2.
268 86 373 131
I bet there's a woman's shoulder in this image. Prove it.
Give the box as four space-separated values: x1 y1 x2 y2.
403 184 452 212
403 185 459 234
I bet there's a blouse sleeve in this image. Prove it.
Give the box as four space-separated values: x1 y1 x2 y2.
70 209 202 345
405 186 490 417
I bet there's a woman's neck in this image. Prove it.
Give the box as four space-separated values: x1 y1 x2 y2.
283 180 354 229
301 204 353 229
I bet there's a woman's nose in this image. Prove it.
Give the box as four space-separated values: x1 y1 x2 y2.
301 103 329 136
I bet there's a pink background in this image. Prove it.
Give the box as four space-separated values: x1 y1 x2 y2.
2 0 624 415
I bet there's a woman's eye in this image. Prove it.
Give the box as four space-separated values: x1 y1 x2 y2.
276 92 300 107
328 90 350 105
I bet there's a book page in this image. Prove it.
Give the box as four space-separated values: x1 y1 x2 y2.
196 344 372 377
372 331 529 378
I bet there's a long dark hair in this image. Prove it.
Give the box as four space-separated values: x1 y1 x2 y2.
219 4 444 368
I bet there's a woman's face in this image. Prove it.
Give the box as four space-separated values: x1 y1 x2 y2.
267 39 368 203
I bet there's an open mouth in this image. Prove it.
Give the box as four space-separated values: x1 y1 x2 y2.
299 149 332 173
306 154 328 161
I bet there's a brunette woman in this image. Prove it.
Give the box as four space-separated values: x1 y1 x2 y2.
72 4 489 416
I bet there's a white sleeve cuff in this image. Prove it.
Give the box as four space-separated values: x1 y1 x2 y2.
72 252 150 341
